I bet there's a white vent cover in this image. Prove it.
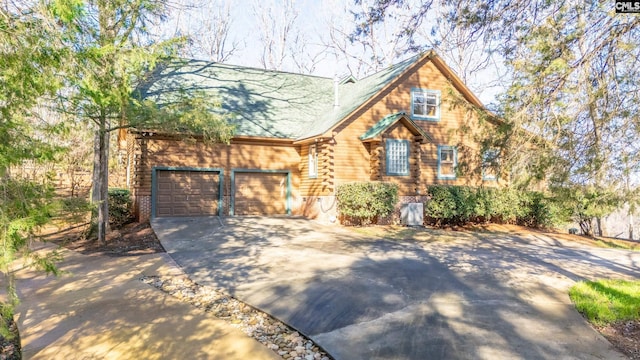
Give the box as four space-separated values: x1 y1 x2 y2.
401 203 423 226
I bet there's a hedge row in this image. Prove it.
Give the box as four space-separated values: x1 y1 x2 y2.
424 185 563 228
336 182 399 225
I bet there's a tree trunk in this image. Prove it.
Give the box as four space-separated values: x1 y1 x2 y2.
595 217 603 237
579 218 592 236
91 129 110 244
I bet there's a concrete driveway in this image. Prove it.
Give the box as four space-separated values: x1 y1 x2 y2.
152 216 640 360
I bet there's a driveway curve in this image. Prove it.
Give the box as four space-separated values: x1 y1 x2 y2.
152 216 640 360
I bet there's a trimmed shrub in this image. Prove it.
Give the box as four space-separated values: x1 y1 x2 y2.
336 182 399 225
517 191 565 228
424 185 458 225
108 188 133 228
426 185 476 226
425 185 566 228
424 185 476 226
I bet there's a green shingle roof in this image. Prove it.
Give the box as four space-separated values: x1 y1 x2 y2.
360 112 407 140
137 54 422 140
301 54 420 139
359 111 432 142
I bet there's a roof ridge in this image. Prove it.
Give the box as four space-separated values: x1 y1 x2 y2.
179 58 334 80
356 53 423 81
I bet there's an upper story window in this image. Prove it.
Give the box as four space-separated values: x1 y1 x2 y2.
482 149 499 181
309 144 318 178
386 139 409 176
411 89 440 121
438 145 457 179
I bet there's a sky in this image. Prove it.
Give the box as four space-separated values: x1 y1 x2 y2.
163 0 504 106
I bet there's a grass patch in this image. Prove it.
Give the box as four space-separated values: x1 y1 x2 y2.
350 225 473 242
592 238 640 251
569 279 640 326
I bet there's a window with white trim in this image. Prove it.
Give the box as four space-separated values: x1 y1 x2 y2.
482 149 499 180
308 144 318 178
438 145 456 179
386 139 409 176
412 89 440 120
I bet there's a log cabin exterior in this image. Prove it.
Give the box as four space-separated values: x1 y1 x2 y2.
126 51 504 222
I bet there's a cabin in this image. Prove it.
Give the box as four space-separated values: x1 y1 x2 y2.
124 50 504 223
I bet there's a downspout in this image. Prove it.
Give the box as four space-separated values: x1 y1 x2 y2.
334 76 339 109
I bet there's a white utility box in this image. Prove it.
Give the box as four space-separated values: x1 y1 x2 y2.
400 203 423 226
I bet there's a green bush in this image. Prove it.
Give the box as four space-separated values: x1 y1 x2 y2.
336 182 399 225
424 185 476 226
108 188 133 228
423 185 458 225
425 185 566 228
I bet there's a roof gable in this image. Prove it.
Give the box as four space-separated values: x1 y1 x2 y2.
302 51 488 140
360 112 431 143
298 54 422 139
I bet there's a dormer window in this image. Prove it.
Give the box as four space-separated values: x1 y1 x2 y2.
411 89 440 121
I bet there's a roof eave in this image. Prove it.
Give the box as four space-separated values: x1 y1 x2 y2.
292 136 333 145
128 128 295 144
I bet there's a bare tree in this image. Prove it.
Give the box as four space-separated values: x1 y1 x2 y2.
251 0 301 71
288 30 329 75
414 1 504 97
185 0 242 62
155 0 243 62
322 0 426 78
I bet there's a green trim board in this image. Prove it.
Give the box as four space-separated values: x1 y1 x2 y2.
151 166 224 218
230 169 292 216
359 112 432 142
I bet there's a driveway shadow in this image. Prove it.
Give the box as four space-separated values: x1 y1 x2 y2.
153 217 635 360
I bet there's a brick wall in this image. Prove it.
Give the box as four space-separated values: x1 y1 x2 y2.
135 195 151 221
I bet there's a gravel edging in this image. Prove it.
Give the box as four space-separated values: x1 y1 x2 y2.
140 275 333 360
0 316 20 360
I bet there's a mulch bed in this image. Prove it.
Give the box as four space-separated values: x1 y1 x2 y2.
43 221 165 256
0 317 20 360
599 320 640 359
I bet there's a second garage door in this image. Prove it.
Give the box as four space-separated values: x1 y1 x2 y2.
234 172 288 215
155 170 220 217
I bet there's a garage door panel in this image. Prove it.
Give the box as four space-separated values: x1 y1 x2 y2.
155 170 220 217
202 186 217 195
158 170 172 179
171 207 188 216
234 172 287 215
156 207 171 217
157 183 173 191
